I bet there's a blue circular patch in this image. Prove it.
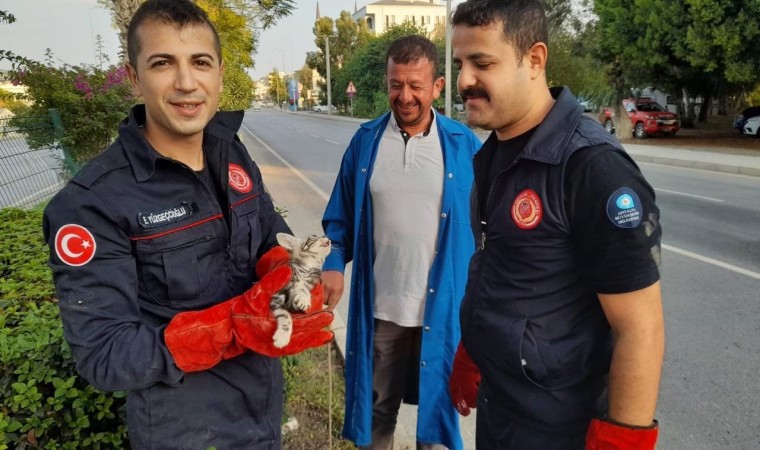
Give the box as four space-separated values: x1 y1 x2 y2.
606 187 642 228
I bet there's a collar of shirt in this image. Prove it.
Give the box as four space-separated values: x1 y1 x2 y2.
120 105 244 183
389 107 436 143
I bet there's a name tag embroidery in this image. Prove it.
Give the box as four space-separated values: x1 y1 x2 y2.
138 202 194 228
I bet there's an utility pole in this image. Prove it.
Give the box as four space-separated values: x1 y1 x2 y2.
325 36 332 116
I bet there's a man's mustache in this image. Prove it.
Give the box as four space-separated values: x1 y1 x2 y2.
460 87 489 100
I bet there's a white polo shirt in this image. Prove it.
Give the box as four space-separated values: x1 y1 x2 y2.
370 110 443 327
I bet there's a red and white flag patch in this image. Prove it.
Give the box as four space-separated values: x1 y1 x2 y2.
55 224 96 266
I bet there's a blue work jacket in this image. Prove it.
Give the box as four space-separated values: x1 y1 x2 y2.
322 111 481 449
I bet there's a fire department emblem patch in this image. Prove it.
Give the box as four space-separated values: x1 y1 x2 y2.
55 224 96 266
511 189 543 230
228 163 252 193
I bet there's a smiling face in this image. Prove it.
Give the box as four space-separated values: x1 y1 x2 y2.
126 20 223 152
453 21 551 140
387 57 444 136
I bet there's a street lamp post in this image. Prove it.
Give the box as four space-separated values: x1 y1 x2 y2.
273 47 287 109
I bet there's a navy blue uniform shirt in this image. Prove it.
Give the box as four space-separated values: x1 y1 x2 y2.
43 105 290 449
462 87 661 444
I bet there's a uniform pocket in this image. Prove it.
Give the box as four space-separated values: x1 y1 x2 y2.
231 197 262 270
470 313 551 390
135 226 218 308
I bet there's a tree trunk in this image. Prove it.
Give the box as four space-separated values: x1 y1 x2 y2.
101 0 143 63
698 91 712 123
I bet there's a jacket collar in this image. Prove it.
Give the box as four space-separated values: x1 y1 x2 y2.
119 104 244 183
360 109 467 138
484 86 582 166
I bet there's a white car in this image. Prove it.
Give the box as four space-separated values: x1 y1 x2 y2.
743 116 760 136
312 104 337 113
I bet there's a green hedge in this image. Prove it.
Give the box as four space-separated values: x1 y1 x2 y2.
0 208 128 449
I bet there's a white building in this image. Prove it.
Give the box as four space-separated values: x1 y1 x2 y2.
352 0 447 35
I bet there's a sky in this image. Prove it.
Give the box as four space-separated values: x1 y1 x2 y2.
1 1 461 80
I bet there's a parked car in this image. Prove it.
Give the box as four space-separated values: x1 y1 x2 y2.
742 115 760 136
599 98 680 138
312 104 337 113
733 106 760 133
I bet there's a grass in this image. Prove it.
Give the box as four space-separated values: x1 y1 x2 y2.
281 343 355 449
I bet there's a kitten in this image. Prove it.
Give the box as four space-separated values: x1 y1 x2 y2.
271 233 331 348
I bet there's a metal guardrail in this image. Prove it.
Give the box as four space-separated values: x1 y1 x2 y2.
0 112 68 209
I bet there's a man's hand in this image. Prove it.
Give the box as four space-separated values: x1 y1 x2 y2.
449 342 481 416
321 270 344 310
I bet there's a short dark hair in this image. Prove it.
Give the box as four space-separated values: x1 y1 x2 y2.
451 0 548 62
386 35 440 78
127 0 222 68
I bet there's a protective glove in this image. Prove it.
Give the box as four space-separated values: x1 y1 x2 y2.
164 247 334 373
449 342 481 416
586 418 659 450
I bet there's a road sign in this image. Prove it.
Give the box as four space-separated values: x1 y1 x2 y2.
346 81 357 98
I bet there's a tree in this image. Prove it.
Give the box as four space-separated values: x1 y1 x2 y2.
296 64 315 109
1 10 16 24
198 0 255 109
96 0 142 61
267 68 286 107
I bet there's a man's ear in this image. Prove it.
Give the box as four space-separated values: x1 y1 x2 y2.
126 63 142 97
433 76 445 99
526 42 548 80
219 60 225 93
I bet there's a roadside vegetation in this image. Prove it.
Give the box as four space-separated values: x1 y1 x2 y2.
305 0 760 136
0 206 349 449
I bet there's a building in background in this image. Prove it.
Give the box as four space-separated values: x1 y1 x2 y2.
352 0 446 35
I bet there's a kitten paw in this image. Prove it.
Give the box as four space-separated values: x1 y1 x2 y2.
293 294 311 312
273 328 292 348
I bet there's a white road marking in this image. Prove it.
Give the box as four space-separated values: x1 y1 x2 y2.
241 124 330 201
325 139 339 145
663 244 760 280
656 188 724 203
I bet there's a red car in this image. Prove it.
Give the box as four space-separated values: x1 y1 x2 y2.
599 98 680 138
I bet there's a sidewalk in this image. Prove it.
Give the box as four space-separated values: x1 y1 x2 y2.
621 142 760 177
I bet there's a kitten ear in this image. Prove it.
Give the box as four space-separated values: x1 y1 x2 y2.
276 232 299 251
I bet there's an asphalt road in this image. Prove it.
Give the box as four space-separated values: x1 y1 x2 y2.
240 108 760 449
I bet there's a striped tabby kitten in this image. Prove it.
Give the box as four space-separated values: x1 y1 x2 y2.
271 233 331 348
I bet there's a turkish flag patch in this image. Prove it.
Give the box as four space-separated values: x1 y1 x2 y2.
228 163 252 193
55 224 97 266
511 189 543 230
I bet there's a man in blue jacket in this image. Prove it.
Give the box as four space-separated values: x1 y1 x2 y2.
321 35 482 449
42 1 333 448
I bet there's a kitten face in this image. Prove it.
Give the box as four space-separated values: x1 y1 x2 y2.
276 233 331 266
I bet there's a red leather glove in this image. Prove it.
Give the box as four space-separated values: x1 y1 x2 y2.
164 247 334 372
449 342 481 416
586 418 659 450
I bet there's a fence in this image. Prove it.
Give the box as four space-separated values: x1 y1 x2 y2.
0 109 73 209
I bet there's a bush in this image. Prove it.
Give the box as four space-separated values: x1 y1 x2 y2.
0 208 128 449
8 58 136 165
